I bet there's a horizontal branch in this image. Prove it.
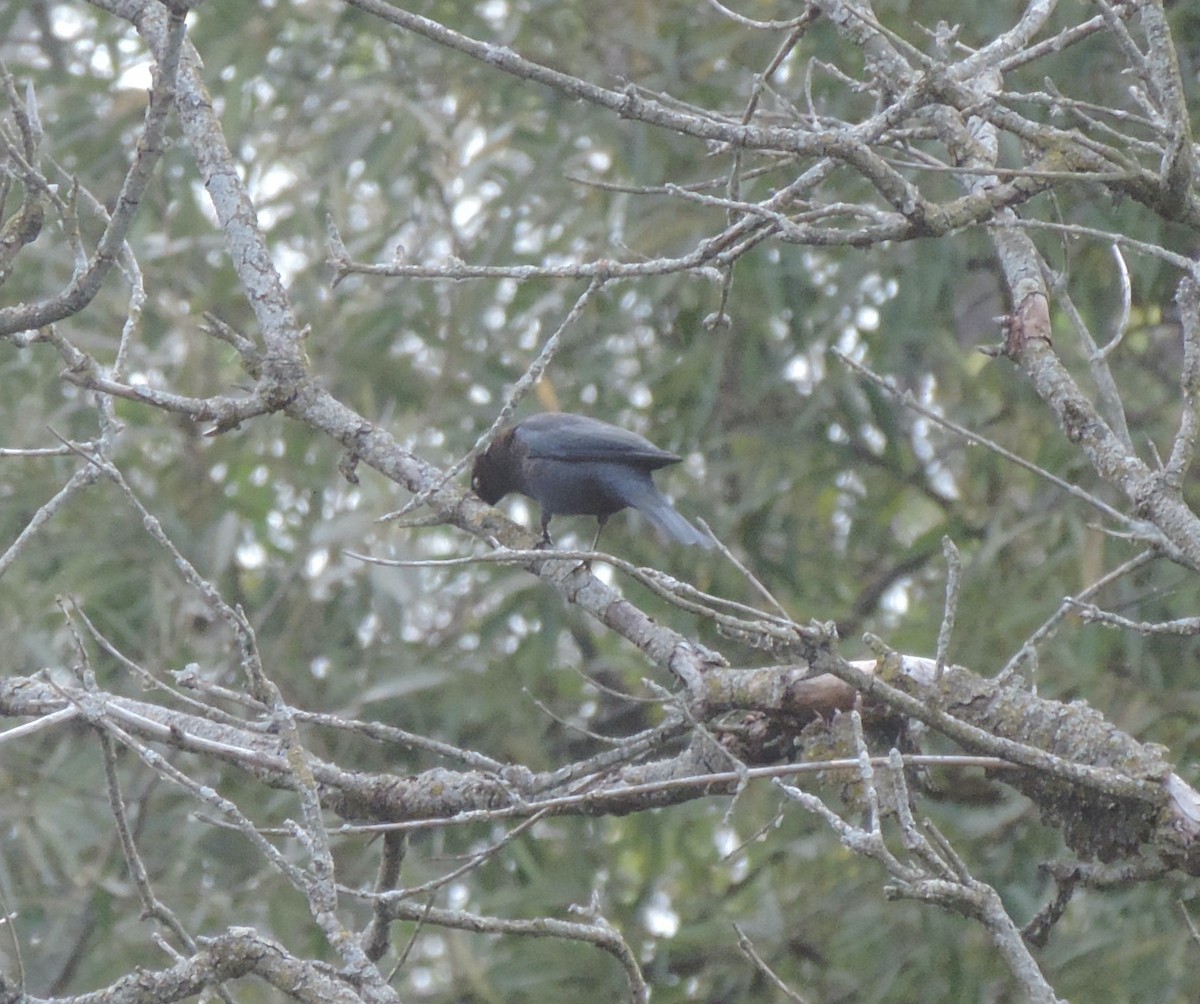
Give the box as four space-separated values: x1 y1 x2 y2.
5 647 1198 871
46 927 368 1004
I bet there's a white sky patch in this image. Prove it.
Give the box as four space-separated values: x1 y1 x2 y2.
881 578 910 616
642 889 679 938
357 610 380 647
714 826 739 856
459 125 488 165
306 549 329 578
856 304 880 331
785 354 812 392
452 194 484 230
859 421 886 455
272 243 309 285
116 56 152 91
586 147 612 172
191 180 220 227
478 0 510 30
236 538 267 570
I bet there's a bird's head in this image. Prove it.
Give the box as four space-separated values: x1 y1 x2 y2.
470 434 517 505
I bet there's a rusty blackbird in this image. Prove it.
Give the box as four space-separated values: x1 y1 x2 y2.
471 412 712 549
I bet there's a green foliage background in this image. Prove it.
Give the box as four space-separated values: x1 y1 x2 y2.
3 1 1200 1000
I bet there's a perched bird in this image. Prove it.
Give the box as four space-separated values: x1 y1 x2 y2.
471 412 712 549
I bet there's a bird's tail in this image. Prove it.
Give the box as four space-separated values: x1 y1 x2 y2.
638 491 714 549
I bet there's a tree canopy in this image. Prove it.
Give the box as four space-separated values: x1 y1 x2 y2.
4 1 1200 1001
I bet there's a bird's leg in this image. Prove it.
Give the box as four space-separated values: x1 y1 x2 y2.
537 510 554 549
590 514 609 552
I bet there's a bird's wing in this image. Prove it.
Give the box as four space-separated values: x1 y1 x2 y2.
516 413 681 467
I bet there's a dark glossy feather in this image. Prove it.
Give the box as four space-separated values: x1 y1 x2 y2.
471 412 711 549
516 413 680 468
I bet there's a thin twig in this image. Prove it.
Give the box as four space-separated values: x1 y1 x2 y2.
935 537 961 679
379 274 609 523
834 350 1141 530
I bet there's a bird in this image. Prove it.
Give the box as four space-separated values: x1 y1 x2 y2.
470 412 713 549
